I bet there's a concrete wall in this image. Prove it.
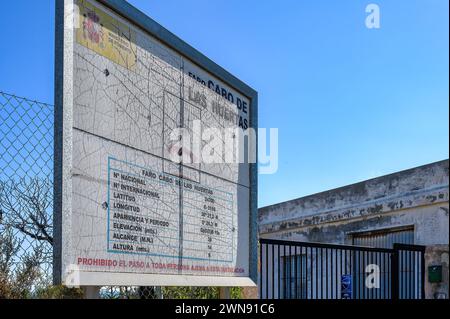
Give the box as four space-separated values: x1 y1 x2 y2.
259 160 449 299
259 160 449 245
425 245 449 299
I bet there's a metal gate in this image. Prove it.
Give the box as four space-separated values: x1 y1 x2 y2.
259 239 425 299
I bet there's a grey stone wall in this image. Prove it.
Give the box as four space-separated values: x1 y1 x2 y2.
425 245 449 299
259 160 449 246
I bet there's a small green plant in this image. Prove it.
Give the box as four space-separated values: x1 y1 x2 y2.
34 285 83 299
161 286 242 299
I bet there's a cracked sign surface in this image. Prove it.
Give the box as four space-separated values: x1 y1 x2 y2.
63 0 251 284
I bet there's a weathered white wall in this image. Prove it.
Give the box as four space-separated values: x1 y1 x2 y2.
259 160 449 246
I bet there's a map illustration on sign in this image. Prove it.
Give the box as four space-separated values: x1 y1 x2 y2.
55 0 256 287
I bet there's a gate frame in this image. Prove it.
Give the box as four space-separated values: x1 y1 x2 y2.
259 238 426 300
392 243 426 299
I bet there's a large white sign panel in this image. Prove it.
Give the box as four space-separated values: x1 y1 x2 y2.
54 0 257 287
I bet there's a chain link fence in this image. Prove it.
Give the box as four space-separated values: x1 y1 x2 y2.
0 91 242 299
0 91 54 298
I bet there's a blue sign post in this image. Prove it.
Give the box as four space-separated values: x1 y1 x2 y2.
341 274 352 299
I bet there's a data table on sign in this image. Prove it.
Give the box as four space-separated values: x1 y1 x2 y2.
107 158 180 258
107 157 235 263
182 186 234 263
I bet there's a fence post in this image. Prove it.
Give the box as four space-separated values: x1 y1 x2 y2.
219 287 231 299
420 247 425 299
83 286 100 299
391 245 399 300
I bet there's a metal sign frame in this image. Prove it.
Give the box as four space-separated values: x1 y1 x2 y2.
54 0 257 287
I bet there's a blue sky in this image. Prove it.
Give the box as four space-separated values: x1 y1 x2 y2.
0 0 448 208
